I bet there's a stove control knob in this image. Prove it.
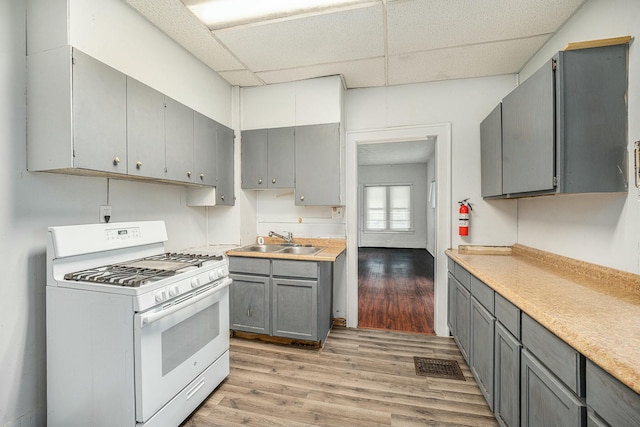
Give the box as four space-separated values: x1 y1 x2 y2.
168 286 180 297
155 290 168 303
209 270 218 281
218 267 226 278
191 277 200 288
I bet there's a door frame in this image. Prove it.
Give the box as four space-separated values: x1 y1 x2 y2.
346 123 452 336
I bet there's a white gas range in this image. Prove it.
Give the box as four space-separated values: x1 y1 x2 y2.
46 221 231 427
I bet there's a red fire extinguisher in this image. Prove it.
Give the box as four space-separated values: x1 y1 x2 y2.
458 199 472 236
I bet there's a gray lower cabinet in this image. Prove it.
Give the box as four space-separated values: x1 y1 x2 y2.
454 278 471 362
494 322 521 427
272 277 317 340
230 273 270 335
470 297 495 410
521 348 585 427
447 273 456 335
229 256 332 343
586 359 640 427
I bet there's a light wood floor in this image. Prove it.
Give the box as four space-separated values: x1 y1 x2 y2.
182 327 497 427
358 248 435 334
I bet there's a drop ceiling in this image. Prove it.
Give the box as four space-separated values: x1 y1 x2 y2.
123 0 587 89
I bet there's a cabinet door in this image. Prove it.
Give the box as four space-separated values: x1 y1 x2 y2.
267 127 295 188
521 349 585 427
470 297 495 410
194 112 217 186
480 103 503 198
272 277 318 341
454 280 471 362
126 77 165 179
230 274 270 335
494 322 521 427
241 129 268 189
165 97 194 183
447 273 456 335
294 123 341 206
216 123 235 205
72 49 127 173
502 59 555 195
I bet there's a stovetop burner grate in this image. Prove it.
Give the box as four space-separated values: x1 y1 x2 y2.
63 252 224 287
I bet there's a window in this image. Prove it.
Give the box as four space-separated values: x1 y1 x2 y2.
364 185 412 232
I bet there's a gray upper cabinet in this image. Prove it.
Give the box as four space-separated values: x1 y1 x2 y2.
126 77 165 179
294 123 341 206
241 127 294 189
28 47 128 174
480 103 504 198
216 124 235 205
502 60 555 195
194 112 217 186
164 97 194 183
484 44 628 198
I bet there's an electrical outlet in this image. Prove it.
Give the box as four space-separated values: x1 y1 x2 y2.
331 206 344 219
100 205 112 223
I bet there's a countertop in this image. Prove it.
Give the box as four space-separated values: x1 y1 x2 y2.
446 244 640 394
225 237 346 262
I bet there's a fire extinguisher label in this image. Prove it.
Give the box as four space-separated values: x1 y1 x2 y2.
459 214 469 220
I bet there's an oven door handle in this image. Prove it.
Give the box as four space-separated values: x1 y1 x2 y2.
139 278 231 328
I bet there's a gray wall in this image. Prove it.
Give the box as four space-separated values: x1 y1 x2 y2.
358 163 428 248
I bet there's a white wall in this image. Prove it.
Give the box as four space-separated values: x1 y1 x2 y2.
358 163 429 248
0 0 235 425
514 0 640 273
346 75 516 334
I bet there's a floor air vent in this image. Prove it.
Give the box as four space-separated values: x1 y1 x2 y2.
413 357 466 381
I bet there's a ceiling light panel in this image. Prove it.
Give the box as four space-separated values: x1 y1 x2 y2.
215 4 384 72
183 0 375 29
387 0 586 54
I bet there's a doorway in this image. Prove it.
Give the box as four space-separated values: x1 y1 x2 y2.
356 139 436 334
345 124 452 336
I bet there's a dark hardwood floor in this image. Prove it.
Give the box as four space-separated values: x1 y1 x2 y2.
358 247 435 334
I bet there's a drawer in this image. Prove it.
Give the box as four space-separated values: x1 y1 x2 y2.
471 276 494 314
586 359 640 426
272 260 318 279
453 263 471 290
228 257 270 275
522 313 585 396
495 293 521 339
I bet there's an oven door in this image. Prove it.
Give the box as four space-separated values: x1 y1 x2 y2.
134 278 231 423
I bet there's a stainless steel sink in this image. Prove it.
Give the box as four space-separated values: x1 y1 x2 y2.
278 246 324 255
240 244 284 253
236 244 324 256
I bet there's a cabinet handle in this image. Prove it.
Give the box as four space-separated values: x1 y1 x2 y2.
199 173 204 180
258 179 262 184
187 171 192 178
300 195 305 201
136 161 142 169
113 156 120 166
220 195 225 201
247 308 250 317
272 178 276 184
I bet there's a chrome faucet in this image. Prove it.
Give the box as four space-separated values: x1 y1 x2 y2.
269 230 294 244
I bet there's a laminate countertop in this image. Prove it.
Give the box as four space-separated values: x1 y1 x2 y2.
446 244 640 394
225 237 346 262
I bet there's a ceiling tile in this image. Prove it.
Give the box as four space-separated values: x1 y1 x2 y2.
215 4 384 72
256 57 386 89
387 0 586 55
218 70 265 87
388 34 551 85
124 0 245 71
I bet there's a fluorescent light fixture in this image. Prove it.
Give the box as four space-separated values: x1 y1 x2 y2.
183 0 372 30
